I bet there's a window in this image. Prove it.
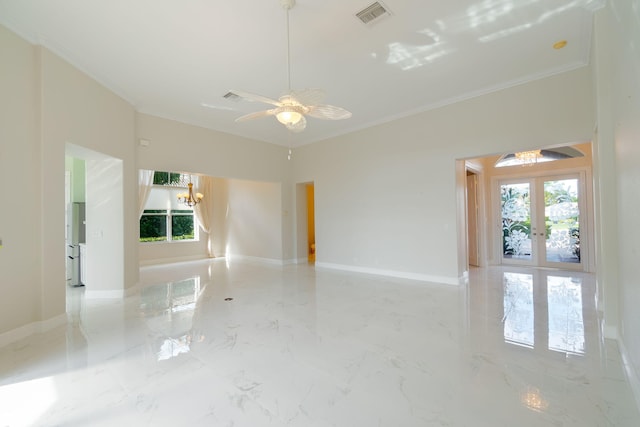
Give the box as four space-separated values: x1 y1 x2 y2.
153 171 183 186
140 171 199 243
140 210 167 242
140 209 196 242
170 210 196 240
495 147 585 168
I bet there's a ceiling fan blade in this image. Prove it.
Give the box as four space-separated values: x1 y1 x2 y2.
307 104 352 120
235 109 276 122
230 90 282 107
288 88 325 106
286 115 307 132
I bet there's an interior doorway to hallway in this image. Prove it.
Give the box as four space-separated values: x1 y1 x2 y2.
295 181 316 264
458 143 595 274
306 183 315 263
65 143 125 299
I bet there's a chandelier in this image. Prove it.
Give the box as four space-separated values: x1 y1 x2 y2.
515 150 542 166
177 182 203 207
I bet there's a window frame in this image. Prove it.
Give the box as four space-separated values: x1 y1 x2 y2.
139 208 199 243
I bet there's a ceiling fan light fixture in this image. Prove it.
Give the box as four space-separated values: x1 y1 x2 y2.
276 107 303 125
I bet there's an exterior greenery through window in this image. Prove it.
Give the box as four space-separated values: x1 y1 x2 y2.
501 179 580 262
140 171 197 243
153 171 183 186
140 209 195 242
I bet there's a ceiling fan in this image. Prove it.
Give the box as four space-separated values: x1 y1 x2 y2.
230 0 351 133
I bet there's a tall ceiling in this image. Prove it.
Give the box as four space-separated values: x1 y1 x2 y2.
0 0 605 146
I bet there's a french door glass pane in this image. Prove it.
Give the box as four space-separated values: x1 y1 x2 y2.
501 182 532 261
543 179 580 263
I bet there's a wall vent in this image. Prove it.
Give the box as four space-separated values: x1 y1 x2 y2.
223 91 241 101
356 2 391 25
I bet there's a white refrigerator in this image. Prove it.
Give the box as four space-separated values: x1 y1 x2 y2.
66 202 86 287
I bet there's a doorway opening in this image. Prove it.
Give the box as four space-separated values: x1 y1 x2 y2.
65 157 86 288
466 169 480 267
457 142 594 274
306 183 315 263
65 143 125 299
295 181 316 264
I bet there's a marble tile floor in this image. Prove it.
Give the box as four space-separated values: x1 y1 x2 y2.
1 259 639 426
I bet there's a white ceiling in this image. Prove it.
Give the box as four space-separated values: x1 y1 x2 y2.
0 0 605 146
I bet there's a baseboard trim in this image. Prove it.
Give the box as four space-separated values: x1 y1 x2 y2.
315 262 460 285
0 313 67 348
618 338 640 414
228 255 285 266
139 254 209 266
287 257 310 265
84 289 125 299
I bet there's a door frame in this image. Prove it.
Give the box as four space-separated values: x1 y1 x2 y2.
465 162 485 268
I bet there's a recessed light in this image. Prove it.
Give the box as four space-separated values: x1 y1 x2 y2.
553 40 567 49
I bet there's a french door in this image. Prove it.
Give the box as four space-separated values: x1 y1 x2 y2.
499 173 584 270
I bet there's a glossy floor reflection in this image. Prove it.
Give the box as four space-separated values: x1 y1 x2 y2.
1 261 639 426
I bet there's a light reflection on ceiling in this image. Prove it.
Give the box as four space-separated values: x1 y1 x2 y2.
467 0 520 29
478 1 588 43
386 29 451 71
382 0 602 73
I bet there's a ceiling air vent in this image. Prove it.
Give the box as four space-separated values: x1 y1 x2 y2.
223 91 241 101
356 1 391 25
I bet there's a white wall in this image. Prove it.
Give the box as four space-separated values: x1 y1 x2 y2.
211 177 229 258
226 179 283 262
594 0 640 397
0 25 41 336
84 156 124 295
293 67 594 284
